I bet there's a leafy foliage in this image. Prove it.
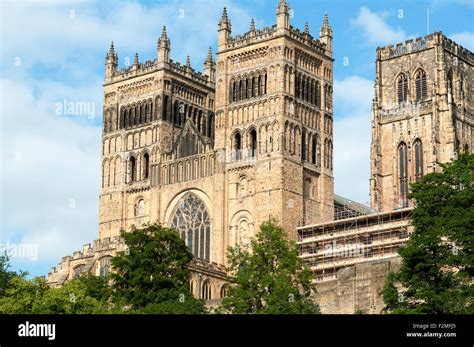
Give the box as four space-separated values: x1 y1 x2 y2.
0 253 18 298
383 153 474 314
0 224 205 314
0 275 109 314
111 223 206 314
221 219 319 314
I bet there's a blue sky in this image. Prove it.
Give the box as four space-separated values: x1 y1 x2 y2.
1 0 473 278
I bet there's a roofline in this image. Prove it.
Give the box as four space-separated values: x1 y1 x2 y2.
297 207 414 231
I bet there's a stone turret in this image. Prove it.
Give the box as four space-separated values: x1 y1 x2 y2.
320 13 333 56
276 0 290 32
203 47 216 88
157 26 170 64
250 17 256 37
105 41 118 81
132 52 139 72
218 7 231 51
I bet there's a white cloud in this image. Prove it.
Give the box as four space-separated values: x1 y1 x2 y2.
0 0 256 73
333 76 374 204
449 32 474 52
1 78 102 276
334 76 373 112
351 7 406 45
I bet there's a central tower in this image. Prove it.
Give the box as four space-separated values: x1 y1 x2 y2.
215 1 334 244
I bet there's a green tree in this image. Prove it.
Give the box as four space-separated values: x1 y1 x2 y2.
0 253 18 297
221 219 319 314
383 153 474 314
33 278 110 314
111 223 205 314
0 274 109 314
0 276 49 313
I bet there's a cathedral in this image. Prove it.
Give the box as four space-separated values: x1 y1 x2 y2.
47 0 473 312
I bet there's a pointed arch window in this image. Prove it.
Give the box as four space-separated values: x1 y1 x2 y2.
233 132 242 161
163 95 169 121
99 256 112 277
143 152 150 179
301 130 307 161
73 264 85 279
202 281 212 300
220 284 228 298
249 129 257 158
397 74 408 104
129 156 136 182
295 74 300 98
324 139 329 168
414 139 423 181
415 70 427 101
448 70 453 94
208 113 214 138
264 73 267 94
399 142 408 207
170 193 211 261
232 81 237 102
173 101 180 125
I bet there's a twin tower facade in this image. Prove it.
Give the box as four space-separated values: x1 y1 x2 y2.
49 1 473 305
100 0 335 268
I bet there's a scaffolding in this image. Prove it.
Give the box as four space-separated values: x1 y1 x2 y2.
333 194 376 220
297 208 413 282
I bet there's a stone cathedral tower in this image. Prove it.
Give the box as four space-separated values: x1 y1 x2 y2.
370 32 473 212
215 2 334 243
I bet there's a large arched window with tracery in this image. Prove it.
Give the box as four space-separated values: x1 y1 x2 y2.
415 70 427 101
170 193 211 261
397 74 408 104
399 142 409 207
414 139 423 181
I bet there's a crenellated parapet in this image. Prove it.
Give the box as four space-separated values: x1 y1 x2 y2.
47 236 125 287
104 26 215 89
47 234 227 301
106 57 211 87
377 32 473 63
289 26 326 54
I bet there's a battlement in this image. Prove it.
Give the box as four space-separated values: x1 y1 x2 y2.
377 31 473 63
289 26 326 54
47 234 227 288
225 23 326 55
443 35 474 63
48 236 123 276
227 24 277 48
107 56 211 87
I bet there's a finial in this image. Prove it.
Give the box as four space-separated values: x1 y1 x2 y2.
161 25 168 40
206 47 213 63
250 17 255 32
277 0 288 10
304 21 309 34
323 13 329 27
107 41 116 58
134 53 139 65
186 54 191 68
219 6 231 29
